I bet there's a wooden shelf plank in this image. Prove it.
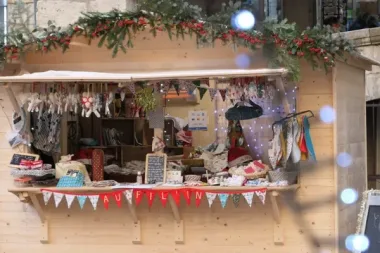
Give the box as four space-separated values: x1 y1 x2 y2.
8 185 300 194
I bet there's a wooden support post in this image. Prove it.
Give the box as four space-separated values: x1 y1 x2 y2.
270 191 284 245
126 200 141 244
169 195 184 244
4 83 21 114
29 193 49 244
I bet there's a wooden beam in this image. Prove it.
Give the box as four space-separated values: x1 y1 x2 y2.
126 199 141 244
29 194 49 244
270 191 284 245
168 196 184 244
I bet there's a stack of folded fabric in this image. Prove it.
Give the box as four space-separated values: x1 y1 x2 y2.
11 160 56 187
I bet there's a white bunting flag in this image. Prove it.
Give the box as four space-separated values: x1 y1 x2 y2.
127 83 136 95
42 191 52 205
53 192 64 207
255 190 267 205
206 192 217 207
209 88 218 101
65 194 76 208
123 189 133 204
88 195 99 210
242 192 254 207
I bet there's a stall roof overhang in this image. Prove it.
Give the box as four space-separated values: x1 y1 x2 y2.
0 69 288 83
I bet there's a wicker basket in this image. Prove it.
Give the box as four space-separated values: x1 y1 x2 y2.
185 175 201 182
268 171 298 184
228 164 270 179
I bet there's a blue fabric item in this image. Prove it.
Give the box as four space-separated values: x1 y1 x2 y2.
303 116 316 161
77 196 87 209
57 172 84 188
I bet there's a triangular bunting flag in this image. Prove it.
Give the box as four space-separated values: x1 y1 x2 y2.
192 80 201 87
42 191 52 205
159 191 169 207
182 189 191 206
147 190 156 208
53 192 64 207
195 191 204 207
88 195 99 210
198 87 207 100
77 195 87 209
218 193 229 208
219 89 227 101
127 83 136 95
171 190 181 206
206 192 217 207
134 190 144 206
113 192 122 208
255 190 267 205
242 192 254 207
209 89 218 101
65 194 76 208
100 194 110 210
232 194 241 208
123 189 133 204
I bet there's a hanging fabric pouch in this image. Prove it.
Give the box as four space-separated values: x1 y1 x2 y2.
268 124 282 169
225 100 263 121
303 116 316 161
291 118 301 163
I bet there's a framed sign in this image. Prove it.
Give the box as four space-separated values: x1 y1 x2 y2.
9 153 40 168
145 154 167 184
188 110 208 131
356 190 380 253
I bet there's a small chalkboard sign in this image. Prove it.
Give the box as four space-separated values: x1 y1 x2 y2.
358 191 380 253
9 153 39 168
145 154 167 184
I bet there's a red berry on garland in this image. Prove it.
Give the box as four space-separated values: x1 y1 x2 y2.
138 17 147 25
118 20 124 27
288 51 293 55
297 51 305 57
324 56 329 62
229 30 235 35
124 20 135 25
74 26 81 32
91 32 97 37
199 30 207 35
64 41 70 45
42 46 48 52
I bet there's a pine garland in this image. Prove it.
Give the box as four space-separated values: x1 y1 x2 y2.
2 0 357 81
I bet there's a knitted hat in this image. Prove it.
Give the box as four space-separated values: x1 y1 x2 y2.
228 147 253 168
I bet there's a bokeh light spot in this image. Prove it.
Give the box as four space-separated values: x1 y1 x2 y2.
352 235 370 252
235 54 251 69
320 105 336 124
336 152 353 168
232 10 255 30
340 188 358 205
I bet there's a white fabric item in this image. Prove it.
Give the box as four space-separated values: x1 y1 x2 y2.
242 192 254 207
123 189 133 204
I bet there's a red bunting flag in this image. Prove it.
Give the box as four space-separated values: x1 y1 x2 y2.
195 191 204 207
182 189 191 205
171 190 181 206
100 194 110 210
113 192 122 208
147 190 156 207
219 89 227 101
134 190 144 206
159 191 169 207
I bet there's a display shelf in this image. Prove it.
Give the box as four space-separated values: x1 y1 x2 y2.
8 185 299 245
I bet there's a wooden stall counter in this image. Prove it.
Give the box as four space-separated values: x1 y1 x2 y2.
8 185 299 245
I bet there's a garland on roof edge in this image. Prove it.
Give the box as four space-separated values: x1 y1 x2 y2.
2 0 357 81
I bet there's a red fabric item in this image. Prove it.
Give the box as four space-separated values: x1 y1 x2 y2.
134 190 144 206
147 190 156 208
113 192 122 208
195 191 204 207
182 189 191 205
100 194 110 210
171 190 181 206
228 147 253 167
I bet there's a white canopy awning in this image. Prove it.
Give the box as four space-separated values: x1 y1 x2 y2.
0 69 287 83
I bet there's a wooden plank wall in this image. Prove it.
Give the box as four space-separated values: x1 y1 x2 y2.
334 62 367 252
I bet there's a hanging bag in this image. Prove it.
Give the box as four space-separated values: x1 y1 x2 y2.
225 100 263 121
